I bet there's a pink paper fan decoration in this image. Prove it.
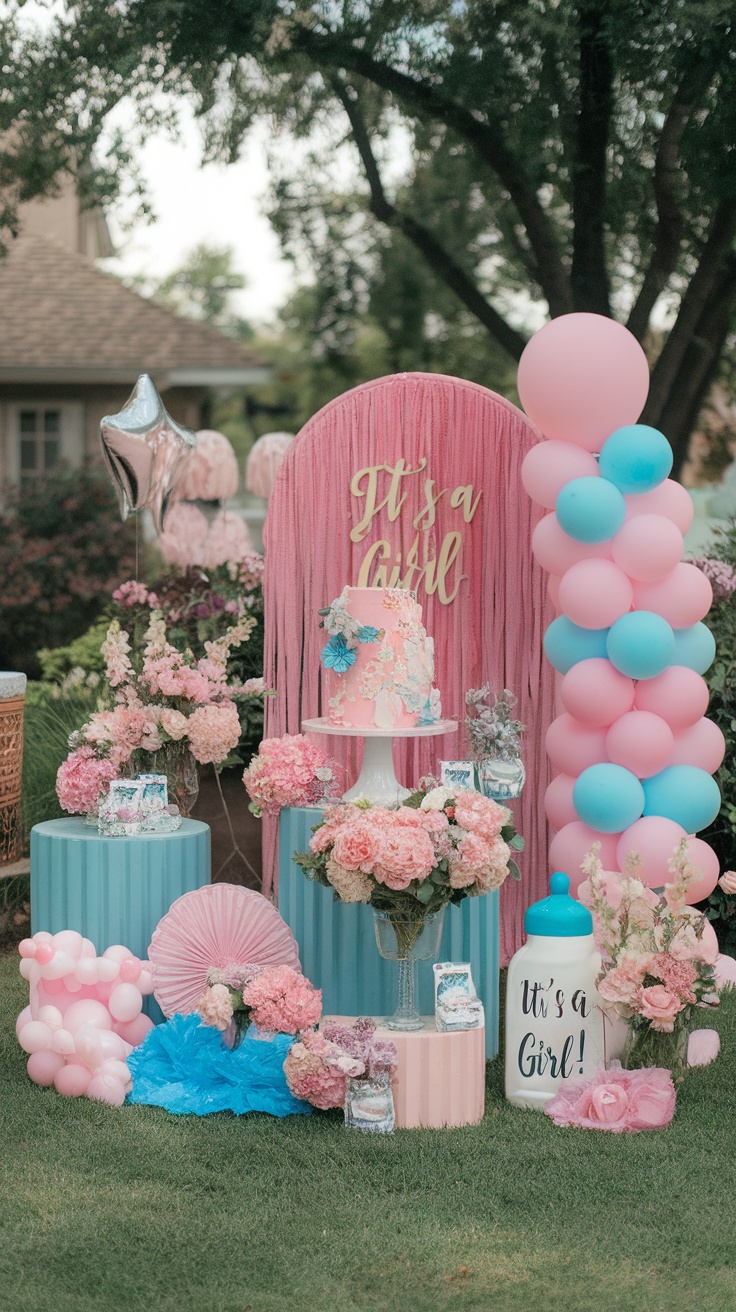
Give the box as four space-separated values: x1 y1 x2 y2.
158 501 208 567
176 430 240 502
148 883 301 1017
245 432 294 499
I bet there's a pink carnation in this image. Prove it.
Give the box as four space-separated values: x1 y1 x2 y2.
545 1063 676 1132
187 701 241 765
241 964 321 1035
373 826 436 890
56 748 117 815
649 953 698 1004
332 821 381 872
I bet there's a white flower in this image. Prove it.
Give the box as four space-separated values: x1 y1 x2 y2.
421 785 455 811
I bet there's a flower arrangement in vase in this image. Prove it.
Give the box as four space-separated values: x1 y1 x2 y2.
198 964 323 1048
465 685 526 800
579 840 720 1081
284 1018 398 1131
294 783 523 1030
242 733 342 817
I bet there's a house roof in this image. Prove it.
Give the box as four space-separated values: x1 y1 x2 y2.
0 231 270 387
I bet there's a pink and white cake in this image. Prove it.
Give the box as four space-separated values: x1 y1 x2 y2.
319 586 441 730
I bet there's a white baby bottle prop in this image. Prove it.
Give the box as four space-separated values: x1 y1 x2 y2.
505 871 606 1110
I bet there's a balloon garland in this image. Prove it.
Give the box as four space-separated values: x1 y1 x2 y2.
519 312 720 901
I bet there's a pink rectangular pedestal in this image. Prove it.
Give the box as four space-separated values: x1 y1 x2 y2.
323 1016 485 1130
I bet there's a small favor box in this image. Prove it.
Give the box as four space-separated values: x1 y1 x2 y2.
434 962 485 1032
439 760 476 790
137 773 169 810
98 779 147 835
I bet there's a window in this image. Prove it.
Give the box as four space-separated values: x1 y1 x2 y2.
18 409 63 484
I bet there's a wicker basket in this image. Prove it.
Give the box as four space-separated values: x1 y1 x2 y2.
0 694 25 866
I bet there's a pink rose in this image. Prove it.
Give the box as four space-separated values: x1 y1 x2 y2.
719 871 736 895
637 984 683 1032
545 1064 676 1133
332 821 381 873
588 1083 629 1126
159 708 189 741
625 1068 677 1129
598 953 650 1008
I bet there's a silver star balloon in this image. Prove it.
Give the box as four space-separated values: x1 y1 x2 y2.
100 375 197 533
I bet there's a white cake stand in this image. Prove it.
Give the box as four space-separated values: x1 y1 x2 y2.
301 718 458 806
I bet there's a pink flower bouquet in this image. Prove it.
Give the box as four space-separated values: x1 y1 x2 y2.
198 963 322 1047
242 734 341 816
283 1018 397 1111
544 1063 676 1133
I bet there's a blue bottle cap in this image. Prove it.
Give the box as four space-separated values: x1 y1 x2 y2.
523 872 593 937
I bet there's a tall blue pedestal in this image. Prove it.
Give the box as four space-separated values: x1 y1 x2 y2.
31 818 210 1022
278 807 500 1057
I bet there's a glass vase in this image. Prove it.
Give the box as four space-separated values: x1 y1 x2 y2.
477 755 525 801
622 1016 689 1083
148 742 200 817
344 1072 395 1133
373 906 446 1032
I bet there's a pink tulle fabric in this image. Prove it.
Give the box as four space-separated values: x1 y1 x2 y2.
262 373 555 962
158 504 252 568
246 432 294 499
544 1063 676 1132
176 429 239 502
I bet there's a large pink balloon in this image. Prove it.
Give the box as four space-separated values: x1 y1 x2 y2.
18 1021 53 1055
625 480 694 534
548 574 562 611
616 816 687 886
549 823 621 896
683 838 719 904
699 919 719 965
116 1013 155 1047
54 1064 92 1098
605 711 674 778
27 1050 65 1086
632 563 713 628
517 313 650 450
670 718 726 773
545 774 578 830
63 999 112 1033
521 441 600 508
108 983 143 1024
560 658 635 727
559 559 633 629
634 666 709 730
532 513 612 575
611 515 684 582
87 1074 127 1107
546 714 609 775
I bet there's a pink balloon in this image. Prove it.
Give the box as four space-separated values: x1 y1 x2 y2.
18 938 36 959
560 658 635 727
611 514 684 582
98 958 121 983
103 944 132 963
35 942 54 966
54 1064 92 1097
116 1013 155 1047
559 559 634 629
51 1028 76 1056
19 959 33 982
27 1050 66 1086
634 666 709 730
63 999 112 1034
18 1021 53 1055
137 970 154 997
16 1005 32 1039
632 563 712 628
119 957 141 985
532 513 612 575
52 930 84 957
109 984 143 1024
605 711 674 778
74 958 100 986
41 976 64 995
671 718 726 773
101 1059 132 1087
42 951 76 981
683 838 719 904
517 313 650 450
544 774 578 830
625 480 694 534
699 919 719 964
521 441 600 508
87 1074 127 1107
37 1005 63 1027
549 823 621 896
548 574 562 610
616 817 687 886
716 954 736 989
546 714 609 775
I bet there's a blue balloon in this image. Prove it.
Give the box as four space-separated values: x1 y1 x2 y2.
643 765 721 833
574 764 645 833
599 424 674 494
555 477 627 544
544 617 610 674
672 623 716 675
606 612 675 679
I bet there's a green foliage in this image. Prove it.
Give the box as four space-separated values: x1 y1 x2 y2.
701 527 736 950
36 621 109 683
0 467 136 678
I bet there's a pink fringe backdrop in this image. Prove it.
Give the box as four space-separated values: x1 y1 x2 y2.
263 372 556 964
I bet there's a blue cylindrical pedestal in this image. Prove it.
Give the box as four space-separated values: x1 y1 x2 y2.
31 818 210 1022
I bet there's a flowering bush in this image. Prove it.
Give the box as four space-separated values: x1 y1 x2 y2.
198 963 322 1045
295 784 523 929
579 841 719 1046
242 734 341 817
544 1063 676 1133
283 1018 397 1111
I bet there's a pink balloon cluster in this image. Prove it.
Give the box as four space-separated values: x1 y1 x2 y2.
519 312 721 900
16 931 155 1106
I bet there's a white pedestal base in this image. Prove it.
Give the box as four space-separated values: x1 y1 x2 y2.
301 718 458 807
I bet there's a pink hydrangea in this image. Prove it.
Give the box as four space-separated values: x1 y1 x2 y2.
331 821 382 872
56 747 118 815
453 790 510 841
373 827 436 890
283 1031 358 1110
325 856 373 904
597 953 650 1008
241 964 321 1035
198 983 234 1031
544 1063 676 1132
243 734 340 815
649 953 698 1004
187 701 241 765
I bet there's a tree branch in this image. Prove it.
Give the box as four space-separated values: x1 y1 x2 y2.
332 79 528 361
293 26 574 316
571 6 612 314
642 198 736 427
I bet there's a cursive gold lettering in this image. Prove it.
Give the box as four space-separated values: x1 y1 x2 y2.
450 484 483 523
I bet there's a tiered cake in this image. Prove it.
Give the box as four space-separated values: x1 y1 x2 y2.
319 586 440 730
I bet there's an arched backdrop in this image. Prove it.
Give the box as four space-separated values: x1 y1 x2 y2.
263 371 556 963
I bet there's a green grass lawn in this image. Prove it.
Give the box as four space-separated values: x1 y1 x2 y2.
1 952 735 1312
